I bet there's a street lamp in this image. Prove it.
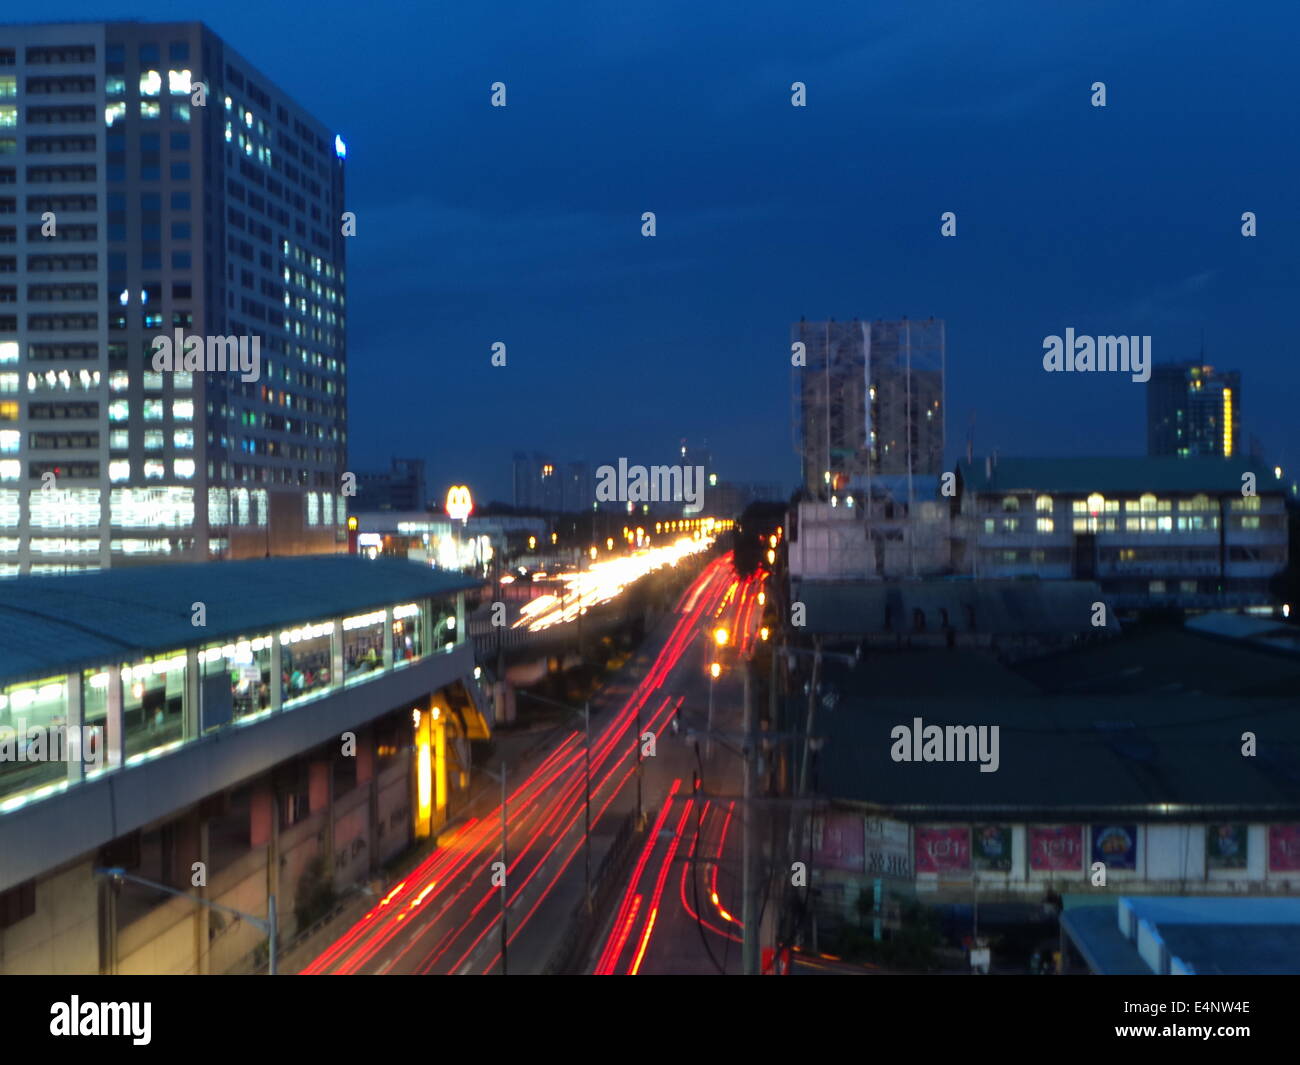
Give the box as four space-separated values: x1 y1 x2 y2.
95 867 279 975
714 626 729 647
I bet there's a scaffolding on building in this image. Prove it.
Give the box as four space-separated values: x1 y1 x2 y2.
791 317 946 575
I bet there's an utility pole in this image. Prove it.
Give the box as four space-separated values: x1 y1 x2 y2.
513 689 593 905
584 701 592 911
797 636 822 797
635 690 644 829
494 548 504 717
741 656 759 975
499 761 508 975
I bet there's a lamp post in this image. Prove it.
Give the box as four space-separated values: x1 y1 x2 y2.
95 867 278 975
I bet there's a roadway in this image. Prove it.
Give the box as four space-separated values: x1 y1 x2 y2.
303 550 745 975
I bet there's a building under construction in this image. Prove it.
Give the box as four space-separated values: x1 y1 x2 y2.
792 318 946 500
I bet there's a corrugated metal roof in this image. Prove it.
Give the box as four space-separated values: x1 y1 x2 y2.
958 456 1278 495
0 556 476 685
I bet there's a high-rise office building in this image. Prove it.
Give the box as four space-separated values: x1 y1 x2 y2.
793 318 944 498
0 21 347 575
1147 362 1240 458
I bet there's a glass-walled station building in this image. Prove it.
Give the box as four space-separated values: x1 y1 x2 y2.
0 555 491 974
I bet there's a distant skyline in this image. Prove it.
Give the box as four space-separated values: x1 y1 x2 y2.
32 0 1300 501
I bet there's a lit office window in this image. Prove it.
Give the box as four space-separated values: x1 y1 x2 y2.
173 429 194 450
173 399 193 420
144 431 164 451
167 69 191 95
208 487 229 525
143 399 164 420
29 488 100 529
109 460 130 483
108 400 129 422
139 70 162 96
143 460 165 480
174 459 195 479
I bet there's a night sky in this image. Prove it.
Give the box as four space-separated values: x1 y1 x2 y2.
33 0 1300 501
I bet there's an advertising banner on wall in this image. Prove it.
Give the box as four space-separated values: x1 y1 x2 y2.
1091 825 1138 870
971 824 1012 871
1029 825 1083 871
915 825 971 873
813 810 865 872
1206 824 1248 869
1268 824 1300 872
864 817 912 878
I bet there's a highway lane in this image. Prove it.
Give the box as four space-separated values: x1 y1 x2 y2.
303 551 739 975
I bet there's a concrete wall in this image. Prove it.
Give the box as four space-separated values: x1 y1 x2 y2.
0 859 98 975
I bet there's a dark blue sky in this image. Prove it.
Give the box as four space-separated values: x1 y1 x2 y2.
39 0 1300 501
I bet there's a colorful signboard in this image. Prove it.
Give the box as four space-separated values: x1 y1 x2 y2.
445 485 473 522
971 824 1012 871
1029 825 1083 871
1268 824 1300 872
864 817 911 878
1091 824 1138 870
915 825 971 873
1206 824 1248 870
813 811 864 872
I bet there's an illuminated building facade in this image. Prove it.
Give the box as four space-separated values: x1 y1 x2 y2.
1147 363 1241 458
0 21 348 575
0 557 489 974
958 456 1286 610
